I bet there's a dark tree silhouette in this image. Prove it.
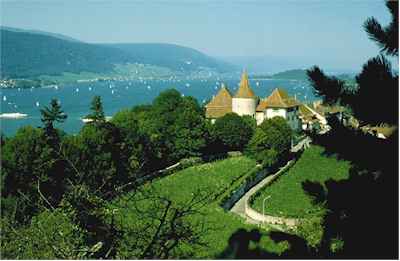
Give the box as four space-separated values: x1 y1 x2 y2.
307 66 348 106
86 95 105 123
364 0 398 56
40 98 67 138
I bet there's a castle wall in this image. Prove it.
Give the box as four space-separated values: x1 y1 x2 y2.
232 98 256 117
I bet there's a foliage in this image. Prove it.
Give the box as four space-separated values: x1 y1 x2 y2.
212 113 254 151
363 0 398 56
146 89 208 165
40 98 67 142
86 95 105 123
1 210 86 259
246 116 292 166
1 126 64 223
296 212 325 249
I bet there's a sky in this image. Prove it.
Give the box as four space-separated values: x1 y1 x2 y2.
0 0 396 71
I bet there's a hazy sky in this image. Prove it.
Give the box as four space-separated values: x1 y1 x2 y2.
1 0 395 70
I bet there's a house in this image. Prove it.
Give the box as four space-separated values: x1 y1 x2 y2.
205 71 301 130
255 88 301 129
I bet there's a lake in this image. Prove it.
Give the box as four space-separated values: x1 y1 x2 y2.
1 77 316 136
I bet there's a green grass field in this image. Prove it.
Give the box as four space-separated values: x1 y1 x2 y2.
111 156 289 258
251 145 351 218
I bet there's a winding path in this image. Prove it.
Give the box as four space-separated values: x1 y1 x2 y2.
229 137 311 228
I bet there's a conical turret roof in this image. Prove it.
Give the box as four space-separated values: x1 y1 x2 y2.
234 71 256 99
205 83 233 118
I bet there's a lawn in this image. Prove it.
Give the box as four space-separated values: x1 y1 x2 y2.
111 156 289 258
250 145 351 218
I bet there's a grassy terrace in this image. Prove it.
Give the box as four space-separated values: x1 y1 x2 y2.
111 156 289 258
250 145 351 218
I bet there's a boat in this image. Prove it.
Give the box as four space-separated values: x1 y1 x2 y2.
89 87 92 91
2 96 6 102
36 101 40 107
111 89 115 94
147 85 151 90
76 88 79 92
185 83 190 87
256 81 260 86
0 113 28 119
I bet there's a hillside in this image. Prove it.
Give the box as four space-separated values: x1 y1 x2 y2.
1 29 131 78
1 28 234 79
107 43 236 73
0 26 82 42
251 69 356 83
270 69 308 80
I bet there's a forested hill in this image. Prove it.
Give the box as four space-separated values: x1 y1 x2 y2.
106 43 236 73
1 29 132 78
271 69 308 80
1 29 235 78
0 26 82 42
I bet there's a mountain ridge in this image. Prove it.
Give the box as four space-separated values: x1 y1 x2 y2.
0 28 235 79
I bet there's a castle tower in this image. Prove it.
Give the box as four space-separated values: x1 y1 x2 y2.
232 71 257 117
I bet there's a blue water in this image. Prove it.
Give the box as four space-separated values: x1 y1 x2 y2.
1 78 316 136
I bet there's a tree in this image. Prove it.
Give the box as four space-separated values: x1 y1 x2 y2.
246 116 292 166
112 109 156 175
212 113 254 151
364 1 398 56
73 122 126 197
40 98 67 145
1 126 60 223
306 1 398 127
86 96 105 123
172 97 207 160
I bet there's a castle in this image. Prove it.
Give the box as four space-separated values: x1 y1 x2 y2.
205 71 301 130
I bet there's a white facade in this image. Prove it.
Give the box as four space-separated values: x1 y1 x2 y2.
232 97 256 117
256 107 301 130
265 108 287 119
255 112 264 125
